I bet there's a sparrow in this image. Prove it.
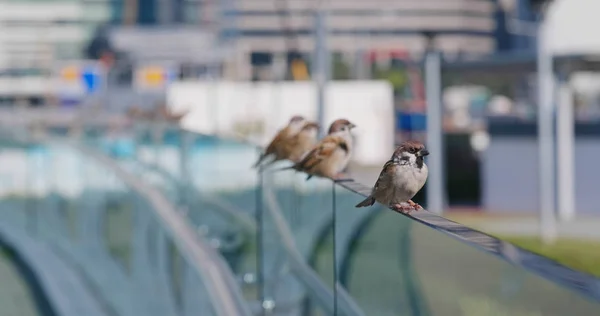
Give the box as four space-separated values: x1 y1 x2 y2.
280 119 356 181
285 121 320 163
355 140 429 214
253 115 306 169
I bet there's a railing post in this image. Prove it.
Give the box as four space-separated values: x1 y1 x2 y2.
255 157 265 316
178 129 191 212
556 71 575 222
425 51 445 214
536 18 557 243
314 8 329 138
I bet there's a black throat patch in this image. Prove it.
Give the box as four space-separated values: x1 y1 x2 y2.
339 142 349 153
416 156 424 169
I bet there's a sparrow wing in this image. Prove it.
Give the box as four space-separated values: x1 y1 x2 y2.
356 159 397 208
372 159 397 193
253 125 294 168
264 126 290 154
278 132 302 158
295 135 346 171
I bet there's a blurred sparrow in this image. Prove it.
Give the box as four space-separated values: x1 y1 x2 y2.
285 121 320 163
355 140 429 214
253 115 306 169
282 119 356 181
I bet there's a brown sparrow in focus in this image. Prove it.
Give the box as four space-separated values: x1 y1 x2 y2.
285 121 320 163
253 115 306 169
281 119 356 181
355 140 429 214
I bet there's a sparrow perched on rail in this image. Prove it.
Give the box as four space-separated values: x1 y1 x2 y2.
285 121 320 163
280 119 356 181
253 115 306 169
355 140 429 214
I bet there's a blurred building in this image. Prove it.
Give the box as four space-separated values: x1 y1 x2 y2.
0 1 111 69
222 0 501 80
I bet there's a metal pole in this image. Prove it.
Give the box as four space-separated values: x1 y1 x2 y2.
536 21 557 243
556 76 575 222
425 52 444 214
314 9 329 138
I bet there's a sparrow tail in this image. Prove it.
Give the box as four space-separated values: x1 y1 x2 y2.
252 153 270 169
355 196 375 208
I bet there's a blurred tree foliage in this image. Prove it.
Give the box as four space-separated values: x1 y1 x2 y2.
372 64 408 94
331 53 351 80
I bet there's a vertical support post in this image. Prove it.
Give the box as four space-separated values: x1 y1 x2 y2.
178 130 191 211
255 158 265 316
425 51 444 214
314 9 329 138
536 21 557 243
556 74 575 222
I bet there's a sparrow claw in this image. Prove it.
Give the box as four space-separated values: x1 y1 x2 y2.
391 203 415 214
407 200 423 211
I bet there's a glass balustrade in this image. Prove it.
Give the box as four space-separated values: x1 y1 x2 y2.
0 122 598 316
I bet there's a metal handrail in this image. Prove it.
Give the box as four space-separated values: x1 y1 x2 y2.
191 126 600 303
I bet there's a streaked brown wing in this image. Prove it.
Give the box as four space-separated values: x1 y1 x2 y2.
264 126 290 154
296 135 340 170
373 159 396 192
279 132 301 157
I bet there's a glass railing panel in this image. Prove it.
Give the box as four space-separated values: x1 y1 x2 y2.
0 140 34 230
260 163 337 315
136 162 243 316
180 259 219 316
181 133 260 302
0 124 252 316
115 125 259 305
334 184 600 316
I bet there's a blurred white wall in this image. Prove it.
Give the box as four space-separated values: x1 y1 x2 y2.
547 0 600 56
167 81 395 166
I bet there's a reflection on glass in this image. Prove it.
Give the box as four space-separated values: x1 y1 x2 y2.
64 195 78 240
104 182 133 274
334 185 600 316
146 211 158 269
181 263 218 316
168 239 184 312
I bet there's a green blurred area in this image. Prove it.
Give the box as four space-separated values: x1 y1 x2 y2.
0 246 40 316
496 236 600 278
446 213 600 278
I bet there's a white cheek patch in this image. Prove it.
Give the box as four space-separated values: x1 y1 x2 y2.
400 153 417 165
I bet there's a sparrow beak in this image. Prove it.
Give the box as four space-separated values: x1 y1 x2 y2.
418 149 430 157
349 123 357 129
